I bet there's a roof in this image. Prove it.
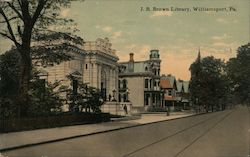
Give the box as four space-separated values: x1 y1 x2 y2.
183 81 190 93
176 81 183 92
134 62 146 73
119 61 147 73
160 79 172 89
161 74 177 89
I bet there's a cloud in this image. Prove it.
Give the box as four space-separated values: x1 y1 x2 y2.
112 31 122 39
102 26 112 33
125 44 136 49
212 42 231 47
96 26 123 40
150 11 173 18
118 44 151 61
60 8 70 17
212 34 231 41
216 18 238 24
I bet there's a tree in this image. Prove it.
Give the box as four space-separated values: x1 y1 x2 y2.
0 48 19 97
27 78 65 117
189 51 202 111
0 0 84 116
190 55 229 112
64 74 104 113
227 43 250 105
0 49 66 119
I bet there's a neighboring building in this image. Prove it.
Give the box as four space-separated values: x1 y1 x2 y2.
118 50 161 112
160 74 190 111
160 74 177 110
43 37 119 110
177 80 190 109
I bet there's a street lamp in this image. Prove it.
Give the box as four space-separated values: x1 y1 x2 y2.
196 98 199 113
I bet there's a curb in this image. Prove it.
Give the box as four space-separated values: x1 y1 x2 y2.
0 111 223 152
111 115 141 122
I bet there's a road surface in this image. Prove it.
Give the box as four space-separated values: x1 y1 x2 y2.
2 106 249 157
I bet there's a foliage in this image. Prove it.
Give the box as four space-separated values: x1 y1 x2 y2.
189 55 229 111
0 48 19 97
0 0 84 116
0 49 64 118
27 79 64 117
64 75 104 113
227 43 250 104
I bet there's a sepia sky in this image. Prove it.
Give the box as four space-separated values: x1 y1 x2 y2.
0 0 249 80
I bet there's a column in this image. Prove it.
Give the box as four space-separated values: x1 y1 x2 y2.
149 93 152 106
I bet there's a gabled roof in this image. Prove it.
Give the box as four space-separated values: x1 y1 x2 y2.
160 79 172 89
183 81 190 93
176 81 183 92
161 74 177 90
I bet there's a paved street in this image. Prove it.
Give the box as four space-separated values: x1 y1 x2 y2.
1 106 249 157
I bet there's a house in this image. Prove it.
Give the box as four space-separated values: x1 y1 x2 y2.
160 74 191 111
176 80 190 110
118 50 161 112
160 74 177 111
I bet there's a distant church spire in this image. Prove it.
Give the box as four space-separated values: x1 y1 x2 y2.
196 47 201 63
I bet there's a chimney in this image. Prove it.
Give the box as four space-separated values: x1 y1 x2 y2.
129 53 134 62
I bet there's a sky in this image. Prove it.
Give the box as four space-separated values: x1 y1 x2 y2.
0 0 249 80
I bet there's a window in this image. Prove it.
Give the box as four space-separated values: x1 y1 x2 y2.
152 94 155 103
144 94 149 106
118 80 121 89
145 67 148 71
168 90 172 96
85 64 88 69
145 79 148 88
154 81 157 86
119 94 121 102
123 79 127 88
123 94 127 102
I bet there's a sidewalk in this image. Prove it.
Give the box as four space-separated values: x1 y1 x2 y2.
0 111 194 151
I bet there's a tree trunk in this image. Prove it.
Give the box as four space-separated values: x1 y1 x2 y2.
17 47 32 117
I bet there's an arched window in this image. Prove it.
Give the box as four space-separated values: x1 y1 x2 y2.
145 66 148 71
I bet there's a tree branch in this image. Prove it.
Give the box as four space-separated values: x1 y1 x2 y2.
20 0 31 22
31 0 48 26
7 2 23 20
0 8 20 48
0 16 19 23
0 32 15 43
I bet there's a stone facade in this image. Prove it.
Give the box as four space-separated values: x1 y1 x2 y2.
83 38 119 100
43 38 119 110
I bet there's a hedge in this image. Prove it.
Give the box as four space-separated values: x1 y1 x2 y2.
0 112 110 133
